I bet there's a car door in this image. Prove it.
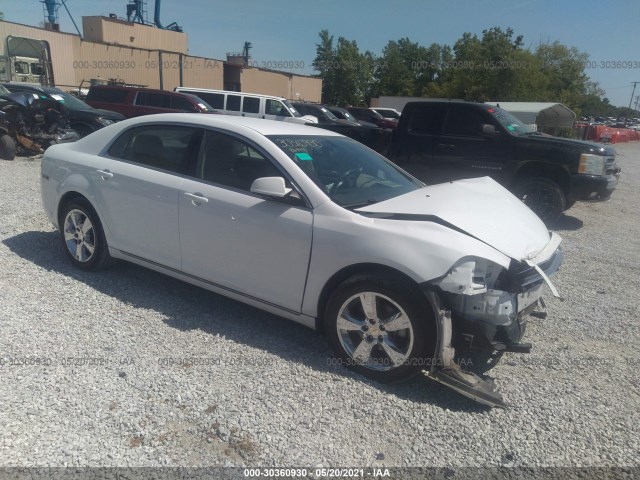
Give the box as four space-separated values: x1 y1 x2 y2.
241 96 262 118
179 129 313 312
392 103 446 182
429 105 509 183
132 91 175 116
264 98 294 122
93 124 202 270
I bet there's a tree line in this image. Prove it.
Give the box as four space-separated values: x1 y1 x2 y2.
313 27 634 118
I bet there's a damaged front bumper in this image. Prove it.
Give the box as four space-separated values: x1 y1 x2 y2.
423 239 564 407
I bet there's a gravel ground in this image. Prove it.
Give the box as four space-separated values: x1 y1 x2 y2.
0 144 638 470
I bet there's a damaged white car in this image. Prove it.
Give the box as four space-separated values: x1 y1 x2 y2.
40 115 562 407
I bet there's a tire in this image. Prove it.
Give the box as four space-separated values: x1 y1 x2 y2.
324 274 437 383
0 134 16 161
513 177 565 224
58 198 113 271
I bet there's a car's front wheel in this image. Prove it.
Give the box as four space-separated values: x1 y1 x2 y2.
324 274 436 383
513 177 566 224
59 198 113 271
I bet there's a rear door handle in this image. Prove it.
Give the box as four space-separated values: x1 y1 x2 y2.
184 192 209 205
437 143 456 150
96 169 113 180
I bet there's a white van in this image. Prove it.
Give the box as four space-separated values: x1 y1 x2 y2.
174 87 317 124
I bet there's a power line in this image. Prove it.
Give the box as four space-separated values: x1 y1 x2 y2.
629 82 640 109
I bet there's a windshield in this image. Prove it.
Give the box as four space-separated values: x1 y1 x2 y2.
376 109 400 119
267 135 421 208
487 106 531 136
184 93 214 111
321 107 339 121
46 90 93 110
283 100 302 117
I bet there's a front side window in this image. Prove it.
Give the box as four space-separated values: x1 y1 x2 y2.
107 125 202 175
198 131 282 191
31 63 44 76
14 62 29 74
266 99 291 117
268 135 421 208
443 107 489 137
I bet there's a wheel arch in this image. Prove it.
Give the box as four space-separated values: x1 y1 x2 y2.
512 161 571 196
314 263 425 332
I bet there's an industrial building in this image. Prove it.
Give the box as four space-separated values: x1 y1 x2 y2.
0 1 321 101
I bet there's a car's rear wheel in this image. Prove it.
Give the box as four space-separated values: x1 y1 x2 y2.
513 177 565 224
59 198 112 271
324 274 436 383
0 134 16 161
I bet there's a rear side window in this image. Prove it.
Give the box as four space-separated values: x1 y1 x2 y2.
136 92 171 108
409 105 446 135
226 95 241 111
87 88 128 103
242 96 260 114
443 107 490 137
107 125 202 175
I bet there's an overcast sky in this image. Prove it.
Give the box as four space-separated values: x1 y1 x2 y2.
2 0 639 107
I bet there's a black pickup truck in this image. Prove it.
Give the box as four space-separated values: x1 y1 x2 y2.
387 101 621 223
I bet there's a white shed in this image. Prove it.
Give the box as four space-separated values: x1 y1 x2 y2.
485 102 576 130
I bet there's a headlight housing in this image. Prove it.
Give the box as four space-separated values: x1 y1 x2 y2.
579 153 605 175
435 258 505 295
96 117 115 127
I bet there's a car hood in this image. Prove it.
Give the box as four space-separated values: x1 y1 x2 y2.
90 108 126 120
356 176 552 261
522 133 616 155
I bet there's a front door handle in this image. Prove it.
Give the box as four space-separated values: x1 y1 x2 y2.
96 169 113 180
184 192 209 206
437 143 456 150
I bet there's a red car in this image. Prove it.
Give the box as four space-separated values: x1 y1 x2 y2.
346 107 398 130
85 85 215 118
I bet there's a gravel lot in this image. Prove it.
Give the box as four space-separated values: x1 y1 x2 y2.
0 143 638 470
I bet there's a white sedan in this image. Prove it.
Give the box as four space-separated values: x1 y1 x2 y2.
40 114 563 407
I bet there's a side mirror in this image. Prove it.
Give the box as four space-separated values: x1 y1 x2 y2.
250 177 292 198
482 124 499 137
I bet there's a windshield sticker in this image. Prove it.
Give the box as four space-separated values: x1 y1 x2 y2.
507 125 515 131
295 152 313 161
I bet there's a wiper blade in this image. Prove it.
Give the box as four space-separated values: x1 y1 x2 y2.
346 199 378 209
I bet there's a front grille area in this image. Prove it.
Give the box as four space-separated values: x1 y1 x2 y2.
497 248 564 293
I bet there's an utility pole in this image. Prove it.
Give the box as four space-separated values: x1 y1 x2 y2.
629 82 640 109
635 95 640 111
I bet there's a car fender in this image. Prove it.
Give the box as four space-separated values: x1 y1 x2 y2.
301 203 511 317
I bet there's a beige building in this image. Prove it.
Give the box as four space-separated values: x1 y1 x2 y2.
0 16 321 101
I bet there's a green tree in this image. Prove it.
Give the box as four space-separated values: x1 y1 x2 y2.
313 31 373 105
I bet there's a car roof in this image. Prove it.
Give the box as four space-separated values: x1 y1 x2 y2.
90 85 184 96
116 113 343 136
